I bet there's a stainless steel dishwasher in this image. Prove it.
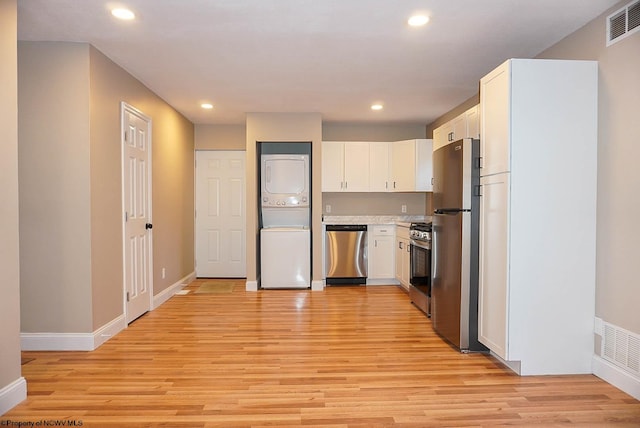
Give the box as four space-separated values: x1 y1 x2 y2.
325 225 367 285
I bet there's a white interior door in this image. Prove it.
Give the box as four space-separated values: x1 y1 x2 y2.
121 103 152 323
195 151 246 277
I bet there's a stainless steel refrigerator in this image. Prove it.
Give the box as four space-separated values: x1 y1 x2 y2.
431 138 487 352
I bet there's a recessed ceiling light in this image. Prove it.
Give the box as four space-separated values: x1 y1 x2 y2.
111 8 135 20
371 104 384 111
408 15 429 27
201 103 214 109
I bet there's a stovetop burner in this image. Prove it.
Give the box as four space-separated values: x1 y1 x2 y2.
409 222 432 242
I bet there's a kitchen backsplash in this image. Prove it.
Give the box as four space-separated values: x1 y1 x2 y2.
322 192 432 216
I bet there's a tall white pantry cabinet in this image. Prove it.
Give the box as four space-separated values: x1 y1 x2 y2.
478 59 598 375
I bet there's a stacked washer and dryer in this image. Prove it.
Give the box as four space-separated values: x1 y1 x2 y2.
259 154 310 289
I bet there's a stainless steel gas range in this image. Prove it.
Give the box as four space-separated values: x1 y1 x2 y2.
408 222 432 317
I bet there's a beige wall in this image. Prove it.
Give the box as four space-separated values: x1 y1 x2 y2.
18 41 194 334
89 46 194 328
195 124 245 150
322 192 428 216
0 0 24 403
323 122 427 141
18 42 94 332
246 113 323 284
537 1 640 335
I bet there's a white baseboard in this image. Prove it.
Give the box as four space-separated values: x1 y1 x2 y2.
0 377 27 416
21 314 126 351
153 270 196 309
246 280 258 291
21 332 94 351
311 280 324 291
593 355 640 400
93 314 126 349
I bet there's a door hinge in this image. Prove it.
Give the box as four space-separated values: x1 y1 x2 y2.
126 292 130 302
476 185 483 197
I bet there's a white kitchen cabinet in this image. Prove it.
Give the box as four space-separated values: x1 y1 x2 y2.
433 105 479 151
478 173 509 360
478 59 598 375
390 139 433 192
368 225 396 282
369 142 391 192
479 64 510 176
322 141 370 192
322 142 344 191
394 225 411 290
432 126 445 150
465 105 480 140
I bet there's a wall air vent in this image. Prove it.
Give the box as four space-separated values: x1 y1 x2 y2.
601 320 640 378
607 0 640 46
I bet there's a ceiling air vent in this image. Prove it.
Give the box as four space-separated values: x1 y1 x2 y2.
607 0 640 46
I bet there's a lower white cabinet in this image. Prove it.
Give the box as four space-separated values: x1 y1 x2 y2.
478 173 509 359
368 225 396 282
394 225 411 290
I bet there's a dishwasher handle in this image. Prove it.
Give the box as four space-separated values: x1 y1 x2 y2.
325 224 367 232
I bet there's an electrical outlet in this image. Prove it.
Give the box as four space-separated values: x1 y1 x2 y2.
326 204 332 213
401 205 407 213
161 268 166 279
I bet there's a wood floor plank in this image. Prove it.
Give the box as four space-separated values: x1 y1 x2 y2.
3 279 639 427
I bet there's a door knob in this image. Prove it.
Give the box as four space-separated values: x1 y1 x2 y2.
145 223 153 230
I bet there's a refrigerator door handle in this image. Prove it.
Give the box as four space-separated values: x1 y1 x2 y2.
434 208 470 214
432 227 438 281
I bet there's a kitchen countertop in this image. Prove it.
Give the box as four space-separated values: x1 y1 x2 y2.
322 215 431 226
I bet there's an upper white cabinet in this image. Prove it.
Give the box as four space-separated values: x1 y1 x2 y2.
465 105 480 140
479 64 510 176
323 139 433 193
369 141 391 192
322 141 370 192
478 59 598 375
390 139 433 192
433 105 480 151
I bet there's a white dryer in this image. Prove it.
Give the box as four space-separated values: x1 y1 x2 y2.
260 227 310 289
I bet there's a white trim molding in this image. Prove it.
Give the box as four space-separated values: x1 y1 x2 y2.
0 377 27 415
246 280 258 291
153 271 196 309
593 355 640 400
21 314 126 351
311 279 324 291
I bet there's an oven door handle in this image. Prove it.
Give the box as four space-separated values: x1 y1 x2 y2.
409 239 430 250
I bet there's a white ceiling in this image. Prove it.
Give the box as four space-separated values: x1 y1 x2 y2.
17 0 619 126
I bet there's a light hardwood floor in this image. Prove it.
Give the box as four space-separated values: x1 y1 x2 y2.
5 279 640 427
